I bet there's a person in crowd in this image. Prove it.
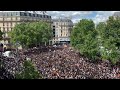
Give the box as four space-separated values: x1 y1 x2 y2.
0 45 119 79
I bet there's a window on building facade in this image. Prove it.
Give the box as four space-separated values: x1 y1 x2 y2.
7 23 8 27
37 14 39 17
53 26 55 27
29 13 31 17
11 13 13 17
40 15 42 18
35 14 37 17
7 27 9 32
15 12 19 16
16 17 17 21
27 13 29 17
11 17 13 21
10 22 12 27
33 14 35 17
3 23 4 26
53 29 55 32
24 13 27 16
56 31 58 36
43 15 45 18
3 27 5 31
6 13 8 17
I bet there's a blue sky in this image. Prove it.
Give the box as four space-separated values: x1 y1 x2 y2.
47 11 117 24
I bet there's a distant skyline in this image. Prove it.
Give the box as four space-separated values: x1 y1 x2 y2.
0 11 118 24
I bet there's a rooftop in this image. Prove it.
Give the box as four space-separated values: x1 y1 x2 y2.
0 11 51 18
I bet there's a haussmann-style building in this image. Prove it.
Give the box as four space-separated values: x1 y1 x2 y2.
0 11 52 48
52 18 73 44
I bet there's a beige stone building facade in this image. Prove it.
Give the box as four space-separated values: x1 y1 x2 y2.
0 11 52 47
52 18 73 44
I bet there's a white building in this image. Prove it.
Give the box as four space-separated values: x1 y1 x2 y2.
52 18 73 44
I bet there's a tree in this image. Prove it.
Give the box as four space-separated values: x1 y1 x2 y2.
71 17 120 64
0 30 3 40
96 16 120 64
96 22 107 59
31 22 53 46
9 21 53 49
15 60 42 79
9 23 28 48
71 19 99 60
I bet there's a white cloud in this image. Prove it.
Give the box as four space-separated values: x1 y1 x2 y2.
47 11 93 23
0 11 119 24
47 11 119 24
93 14 107 24
92 11 118 24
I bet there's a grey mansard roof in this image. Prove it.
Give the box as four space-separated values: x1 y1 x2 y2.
0 11 51 18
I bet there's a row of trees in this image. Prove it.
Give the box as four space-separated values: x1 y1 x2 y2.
9 21 53 48
71 16 120 64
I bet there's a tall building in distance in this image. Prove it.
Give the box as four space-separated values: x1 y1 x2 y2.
0 11 52 47
52 18 73 44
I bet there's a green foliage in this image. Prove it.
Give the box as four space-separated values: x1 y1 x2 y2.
9 22 53 48
71 19 99 60
96 16 120 64
71 17 120 64
15 60 43 79
0 30 4 40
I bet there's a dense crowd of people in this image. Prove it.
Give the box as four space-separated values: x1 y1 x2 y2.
0 44 120 79
24 47 119 79
0 66 14 79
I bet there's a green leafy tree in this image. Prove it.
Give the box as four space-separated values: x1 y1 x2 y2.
96 22 107 58
0 30 3 40
0 29 4 43
96 16 120 64
15 60 42 79
9 23 28 48
33 22 53 46
9 21 53 48
71 19 99 60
